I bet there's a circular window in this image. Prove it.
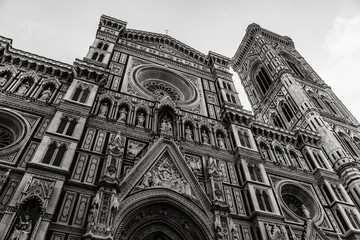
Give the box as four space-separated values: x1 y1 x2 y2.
0 126 14 148
130 65 199 107
277 180 323 222
0 109 29 157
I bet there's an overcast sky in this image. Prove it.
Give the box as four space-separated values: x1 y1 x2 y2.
1 0 359 122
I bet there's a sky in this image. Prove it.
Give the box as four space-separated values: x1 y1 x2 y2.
0 0 360 122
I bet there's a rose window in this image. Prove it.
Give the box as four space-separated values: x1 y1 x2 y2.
143 81 181 101
277 181 323 222
282 194 305 218
130 65 199 108
0 126 14 148
0 109 29 157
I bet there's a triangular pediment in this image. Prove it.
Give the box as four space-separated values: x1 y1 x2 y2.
118 138 212 211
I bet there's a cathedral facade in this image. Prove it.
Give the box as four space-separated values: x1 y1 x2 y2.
0 15 360 240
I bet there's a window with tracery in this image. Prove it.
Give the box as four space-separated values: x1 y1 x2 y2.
42 142 67 167
255 67 272 95
281 102 294 122
286 60 304 78
72 85 90 103
282 194 306 218
57 117 77 136
0 126 14 148
272 114 285 129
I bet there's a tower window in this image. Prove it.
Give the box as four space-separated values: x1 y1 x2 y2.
97 42 103 49
72 84 91 104
287 60 304 78
280 102 294 122
272 114 285 129
98 54 104 62
255 67 272 95
42 142 67 166
91 52 98 60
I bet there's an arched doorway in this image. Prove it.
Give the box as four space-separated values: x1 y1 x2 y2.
114 198 211 240
142 231 172 240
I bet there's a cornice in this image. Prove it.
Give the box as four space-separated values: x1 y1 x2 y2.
0 36 72 71
232 23 294 70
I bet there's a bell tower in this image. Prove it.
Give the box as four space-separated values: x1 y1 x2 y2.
232 23 360 217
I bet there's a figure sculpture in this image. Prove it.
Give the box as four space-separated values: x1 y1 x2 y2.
16 81 30 96
98 102 109 117
185 126 193 140
39 86 53 101
118 108 127 122
10 215 32 240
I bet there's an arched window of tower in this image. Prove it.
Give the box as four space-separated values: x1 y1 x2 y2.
254 67 272 96
280 102 294 122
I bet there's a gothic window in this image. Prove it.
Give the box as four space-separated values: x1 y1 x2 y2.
338 132 359 158
256 189 272 212
272 114 285 129
98 54 104 62
97 42 103 49
57 117 77 136
249 164 263 182
238 130 251 148
332 184 346 202
323 99 338 115
53 144 67 166
280 102 294 122
255 67 272 95
309 93 324 110
323 184 334 203
305 152 316 170
92 52 98 60
231 95 236 103
313 151 326 168
42 142 67 166
336 209 349 232
102 44 109 51
347 210 360 229
286 60 304 78
72 85 90 103
42 142 57 164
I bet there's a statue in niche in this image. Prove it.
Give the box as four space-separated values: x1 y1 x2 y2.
160 116 172 134
217 134 226 149
38 86 53 101
15 81 30 96
301 204 311 219
202 130 209 144
10 215 32 240
137 112 145 127
266 224 286 240
98 102 109 117
0 77 7 86
185 126 193 140
87 192 100 227
118 107 127 122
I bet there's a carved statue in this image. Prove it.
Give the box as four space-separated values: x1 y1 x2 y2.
0 77 7 86
10 215 32 240
15 81 30 96
127 142 142 157
202 130 209 144
98 102 109 117
38 86 53 101
301 204 311 219
137 112 145 127
185 126 193 140
160 119 167 131
118 107 127 122
166 121 172 131
141 172 153 187
217 134 226 149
